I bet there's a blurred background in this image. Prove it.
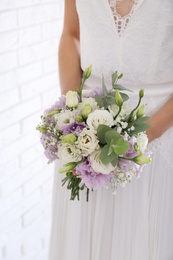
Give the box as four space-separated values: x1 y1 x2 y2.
0 0 63 259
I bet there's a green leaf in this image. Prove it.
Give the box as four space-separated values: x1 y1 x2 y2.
100 144 117 165
103 95 115 107
102 75 108 96
97 125 112 144
105 130 121 144
130 123 151 135
95 95 104 108
112 84 133 92
120 92 129 102
112 138 130 155
111 156 118 167
112 71 118 85
134 116 150 125
107 138 114 155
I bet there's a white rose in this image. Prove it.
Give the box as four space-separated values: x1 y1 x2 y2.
87 109 114 131
78 97 98 111
136 132 148 153
57 143 82 164
55 110 74 130
89 150 115 175
77 128 99 156
65 91 79 108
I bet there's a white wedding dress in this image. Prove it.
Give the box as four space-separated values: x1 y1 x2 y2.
49 0 173 259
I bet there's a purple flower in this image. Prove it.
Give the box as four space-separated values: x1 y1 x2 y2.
44 95 66 115
76 159 113 190
61 121 87 136
119 147 152 177
125 136 139 158
88 86 104 98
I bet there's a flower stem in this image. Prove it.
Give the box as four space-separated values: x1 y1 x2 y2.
86 188 89 202
114 105 122 120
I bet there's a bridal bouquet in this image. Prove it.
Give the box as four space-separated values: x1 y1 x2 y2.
37 65 152 201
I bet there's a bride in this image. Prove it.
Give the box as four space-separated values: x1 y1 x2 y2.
49 0 173 259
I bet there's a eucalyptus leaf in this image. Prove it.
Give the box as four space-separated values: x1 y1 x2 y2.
100 145 117 165
103 95 115 107
130 123 151 135
112 71 118 85
97 125 112 144
102 76 108 96
111 156 118 167
113 84 133 92
120 92 129 102
107 138 114 155
94 95 104 108
105 130 121 144
134 116 150 125
112 138 130 155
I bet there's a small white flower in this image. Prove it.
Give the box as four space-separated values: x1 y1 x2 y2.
89 149 115 175
125 171 134 181
136 132 148 153
65 91 79 108
121 122 128 129
55 110 74 130
87 109 114 131
77 128 99 156
130 126 135 131
57 143 82 164
117 126 122 134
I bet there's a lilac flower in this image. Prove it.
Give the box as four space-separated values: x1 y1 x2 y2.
88 86 104 98
124 136 139 158
44 95 66 115
119 147 152 177
61 121 87 136
76 159 113 190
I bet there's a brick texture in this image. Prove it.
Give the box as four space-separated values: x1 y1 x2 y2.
0 1 63 259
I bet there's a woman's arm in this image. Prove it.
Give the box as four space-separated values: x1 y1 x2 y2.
58 0 82 94
146 96 173 142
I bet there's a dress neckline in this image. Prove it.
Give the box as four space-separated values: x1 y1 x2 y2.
107 0 144 37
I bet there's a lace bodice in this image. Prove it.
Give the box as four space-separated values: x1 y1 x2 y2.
76 0 173 93
108 0 138 36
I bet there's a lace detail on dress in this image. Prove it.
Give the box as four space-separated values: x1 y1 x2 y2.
108 0 138 36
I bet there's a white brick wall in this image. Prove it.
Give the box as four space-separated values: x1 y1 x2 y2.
0 1 64 259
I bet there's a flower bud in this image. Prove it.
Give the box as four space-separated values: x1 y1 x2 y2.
36 125 47 133
81 103 92 119
136 104 145 118
139 89 144 98
115 89 123 107
65 91 79 108
83 65 92 79
61 133 77 144
47 109 61 117
133 153 152 165
134 143 140 152
75 115 83 122
59 162 77 173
